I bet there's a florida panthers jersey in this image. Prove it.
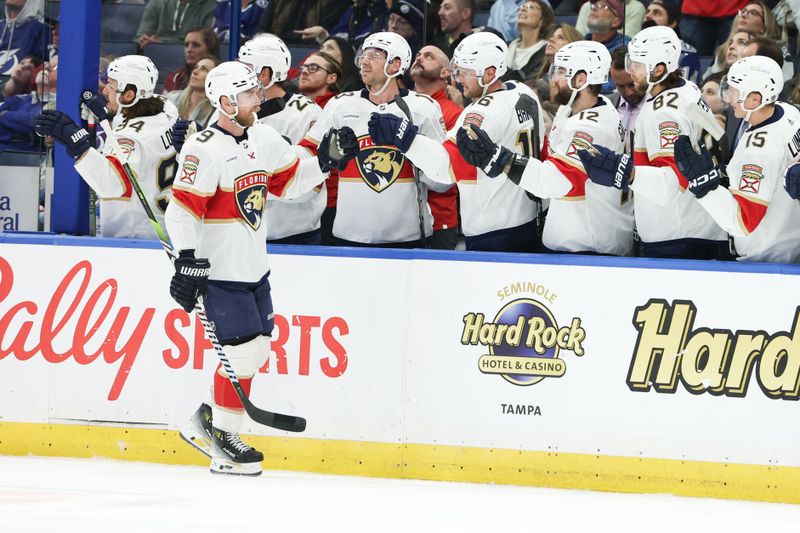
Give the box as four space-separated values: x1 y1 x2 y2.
696 103 800 262
257 92 326 240
165 122 327 282
514 97 634 255
74 99 178 239
300 88 447 244
405 81 544 238
630 80 727 245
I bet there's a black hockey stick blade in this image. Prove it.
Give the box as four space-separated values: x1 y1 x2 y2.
241 393 307 432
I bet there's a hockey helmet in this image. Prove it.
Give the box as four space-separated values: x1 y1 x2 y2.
107 55 158 108
724 55 783 113
205 61 259 115
238 34 291 89
357 31 412 77
451 31 508 82
551 40 611 89
626 25 682 80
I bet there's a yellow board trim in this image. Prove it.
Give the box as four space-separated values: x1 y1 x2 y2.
2 421 799 504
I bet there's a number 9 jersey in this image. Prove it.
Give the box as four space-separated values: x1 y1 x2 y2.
75 97 179 239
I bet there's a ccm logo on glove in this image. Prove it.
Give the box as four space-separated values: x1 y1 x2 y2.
688 168 719 189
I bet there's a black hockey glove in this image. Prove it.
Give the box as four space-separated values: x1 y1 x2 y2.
170 119 197 154
80 90 111 123
368 112 418 153
34 110 92 159
674 135 720 199
577 144 632 193
318 126 358 172
170 250 211 313
456 125 514 178
785 163 800 200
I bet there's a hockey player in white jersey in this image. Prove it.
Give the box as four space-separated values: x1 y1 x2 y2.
577 26 729 259
455 40 634 255
369 31 544 252
299 31 449 247
34 55 178 239
239 34 326 244
675 56 800 263
166 62 328 475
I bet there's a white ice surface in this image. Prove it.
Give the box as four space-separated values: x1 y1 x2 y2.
1 455 799 533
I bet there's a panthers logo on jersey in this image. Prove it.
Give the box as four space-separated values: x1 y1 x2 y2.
235 171 268 230
356 136 406 193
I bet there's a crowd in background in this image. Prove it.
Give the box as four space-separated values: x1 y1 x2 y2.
3 0 800 262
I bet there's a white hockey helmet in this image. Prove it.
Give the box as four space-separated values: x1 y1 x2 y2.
357 31 412 76
724 55 783 117
205 61 259 116
451 31 508 83
552 40 611 88
107 55 158 108
626 25 682 82
238 34 291 89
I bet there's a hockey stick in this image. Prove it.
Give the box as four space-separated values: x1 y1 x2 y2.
392 95 428 248
100 121 306 433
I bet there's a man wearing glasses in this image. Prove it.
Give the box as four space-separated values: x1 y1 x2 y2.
298 53 342 109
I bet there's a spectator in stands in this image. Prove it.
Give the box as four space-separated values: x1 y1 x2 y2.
257 0 346 45
297 0 388 47
504 0 554 82
576 0 645 37
166 55 219 127
609 46 644 154
0 0 50 76
487 0 524 41
136 0 216 49
320 36 362 92
164 26 220 93
0 54 54 153
700 73 726 117
410 44 461 250
386 0 426 57
735 1 781 39
679 0 748 56
431 0 476 58
704 30 754 78
3 54 42 100
640 0 701 84
532 23 582 81
213 0 266 43
298 52 341 108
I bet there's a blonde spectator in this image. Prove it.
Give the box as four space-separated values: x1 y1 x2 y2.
164 27 220 92
166 56 220 127
704 30 753 77
504 0 554 82
532 23 582 82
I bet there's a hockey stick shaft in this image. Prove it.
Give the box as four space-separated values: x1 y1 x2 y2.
100 120 306 432
392 95 428 248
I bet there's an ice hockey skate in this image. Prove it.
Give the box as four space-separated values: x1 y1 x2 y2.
210 427 264 476
179 403 213 458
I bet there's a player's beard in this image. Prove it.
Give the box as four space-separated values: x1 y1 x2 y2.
551 83 572 106
236 106 259 127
